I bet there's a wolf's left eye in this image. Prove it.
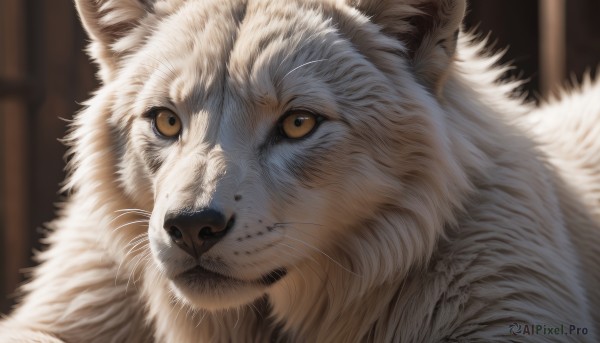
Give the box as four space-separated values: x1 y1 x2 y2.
279 110 321 139
152 109 182 138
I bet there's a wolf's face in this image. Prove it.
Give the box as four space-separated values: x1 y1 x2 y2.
75 0 467 310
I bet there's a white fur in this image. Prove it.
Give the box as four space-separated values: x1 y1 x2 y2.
1 0 599 342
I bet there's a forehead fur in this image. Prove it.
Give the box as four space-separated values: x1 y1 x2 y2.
115 0 407 106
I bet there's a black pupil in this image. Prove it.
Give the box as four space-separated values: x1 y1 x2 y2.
168 116 177 126
294 117 304 127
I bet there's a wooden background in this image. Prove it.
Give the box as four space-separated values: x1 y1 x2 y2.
1 0 599 314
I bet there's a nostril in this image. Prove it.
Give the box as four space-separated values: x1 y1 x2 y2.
197 215 235 239
199 226 214 239
167 226 183 241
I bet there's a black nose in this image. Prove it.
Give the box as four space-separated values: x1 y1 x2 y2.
163 208 234 258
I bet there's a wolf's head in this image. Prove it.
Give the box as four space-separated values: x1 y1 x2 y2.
72 0 469 311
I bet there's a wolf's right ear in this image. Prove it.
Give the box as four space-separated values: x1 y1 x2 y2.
75 0 155 82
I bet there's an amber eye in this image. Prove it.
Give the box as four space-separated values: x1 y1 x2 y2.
153 109 182 138
280 110 318 139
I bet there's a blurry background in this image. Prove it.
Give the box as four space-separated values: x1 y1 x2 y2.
1 0 599 314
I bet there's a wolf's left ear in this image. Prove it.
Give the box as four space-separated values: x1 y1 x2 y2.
350 0 466 91
75 0 155 82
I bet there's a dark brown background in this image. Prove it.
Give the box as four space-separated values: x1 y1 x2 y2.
1 0 599 314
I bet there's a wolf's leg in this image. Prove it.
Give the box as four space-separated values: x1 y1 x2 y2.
0 222 152 342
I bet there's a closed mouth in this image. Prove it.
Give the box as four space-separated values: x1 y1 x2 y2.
178 266 234 282
176 266 287 287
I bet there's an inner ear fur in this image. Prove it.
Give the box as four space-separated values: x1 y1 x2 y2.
75 0 154 82
350 0 466 92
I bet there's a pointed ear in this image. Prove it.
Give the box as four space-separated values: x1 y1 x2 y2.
350 0 466 91
75 0 155 82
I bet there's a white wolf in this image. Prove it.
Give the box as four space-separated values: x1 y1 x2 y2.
1 0 599 342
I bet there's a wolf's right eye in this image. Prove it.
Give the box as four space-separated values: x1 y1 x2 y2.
151 109 182 138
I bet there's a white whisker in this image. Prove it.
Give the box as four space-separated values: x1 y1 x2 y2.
111 220 149 234
275 228 362 278
281 59 328 82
